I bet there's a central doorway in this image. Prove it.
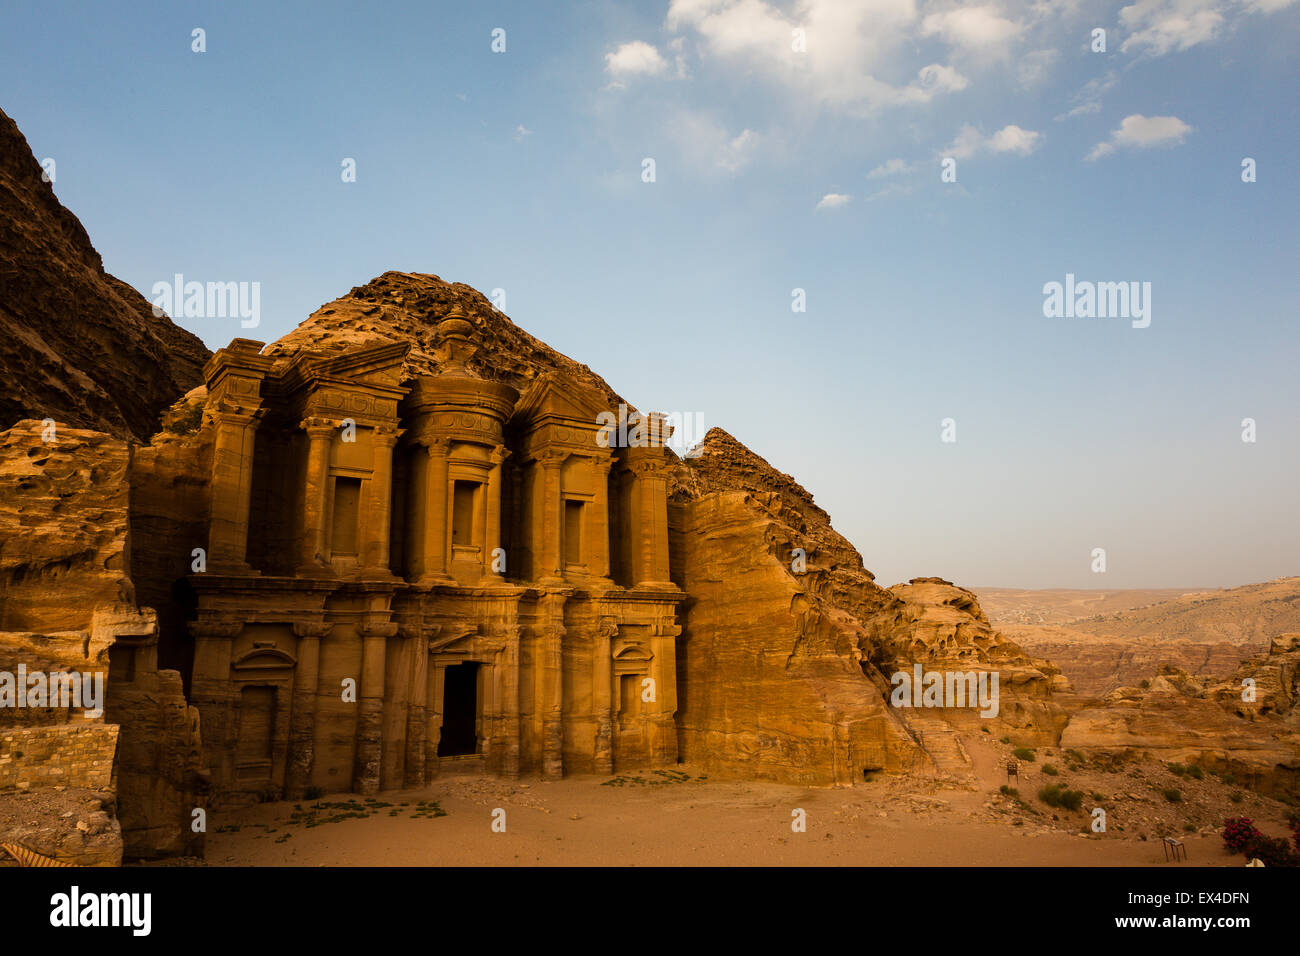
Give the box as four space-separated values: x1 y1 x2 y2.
438 662 480 757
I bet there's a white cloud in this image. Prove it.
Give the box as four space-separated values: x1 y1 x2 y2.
605 41 670 78
1058 71 1118 120
1119 0 1297 56
665 0 972 112
944 123 1041 159
920 5 1025 53
1087 113 1193 160
868 158 912 178
513 124 533 141
987 124 1041 153
670 109 761 174
816 192 853 209
1016 48 1058 88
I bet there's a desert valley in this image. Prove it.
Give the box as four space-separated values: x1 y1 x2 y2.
1 100 1297 874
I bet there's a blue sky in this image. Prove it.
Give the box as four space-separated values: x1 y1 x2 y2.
4 0 1297 588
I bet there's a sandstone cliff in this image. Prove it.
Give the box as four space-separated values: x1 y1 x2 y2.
1060 634 1300 798
0 107 209 441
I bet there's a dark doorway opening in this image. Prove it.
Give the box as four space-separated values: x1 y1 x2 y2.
439 663 480 757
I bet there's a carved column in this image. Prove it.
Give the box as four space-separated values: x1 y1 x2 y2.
299 417 335 573
189 620 243 788
285 622 331 799
594 618 616 773
403 626 429 789
354 622 395 794
629 455 672 586
648 620 681 763
363 426 403 575
419 439 453 584
540 451 564 584
540 622 564 779
590 455 613 582
485 447 509 580
499 625 521 778
425 654 445 782
208 409 263 573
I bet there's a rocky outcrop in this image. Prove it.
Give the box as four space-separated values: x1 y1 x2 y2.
0 421 135 631
669 429 1066 784
1060 635 1300 798
0 107 209 441
0 420 206 860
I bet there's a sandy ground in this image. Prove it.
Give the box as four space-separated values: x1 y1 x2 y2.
200 734 1291 867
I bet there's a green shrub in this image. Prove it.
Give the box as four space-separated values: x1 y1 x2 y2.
1186 765 1204 780
1167 762 1186 776
1013 747 1036 762
1041 764 1059 776
1163 788 1182 803
1000 785 1019 798
1229 791 1244 804
1038 785 1084 811
999 736 1010 744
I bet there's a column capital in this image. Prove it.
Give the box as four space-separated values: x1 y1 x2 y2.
211 404 265 427
372 425 405 448
291 622 334 640
359 621 400 641
189 619 243 640
426 436 452 456
300 416 337 438
489 446 511 466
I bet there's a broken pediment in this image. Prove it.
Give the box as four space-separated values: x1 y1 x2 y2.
511 373 610 434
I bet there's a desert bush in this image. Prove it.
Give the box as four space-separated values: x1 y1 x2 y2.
1038 785 1084 811
1041 764 1059 776
1186 765 1204 780
1229 791 1244 804
1167 762 1186 776
1013 747 1036 762
1222 817 1259 854
1000 785 1019 798
1242 834 1300 867
1163 788 1182 803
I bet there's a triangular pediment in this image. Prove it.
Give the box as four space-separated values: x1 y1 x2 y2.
511 373 610 430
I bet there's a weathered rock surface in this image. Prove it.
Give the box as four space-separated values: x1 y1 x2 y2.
0 107 209 441
1060 635 1300 798
0 421 134 631
670 429 1066 783
0 787 121 867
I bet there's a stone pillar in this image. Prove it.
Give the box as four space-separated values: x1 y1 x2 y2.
648 620 681 763
419 440 453 584
540 623 564 779
426 657 445 782
485 448 508 581
208 409 262 573
189 620 242 788
403 627 429 789
354 622 395 794
593 619 615 773
540 451 564 584
363 426 403 576
629 456 672 586
499 625 521 778
590 455 613 582
299 417 335 574
285 622 331 799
